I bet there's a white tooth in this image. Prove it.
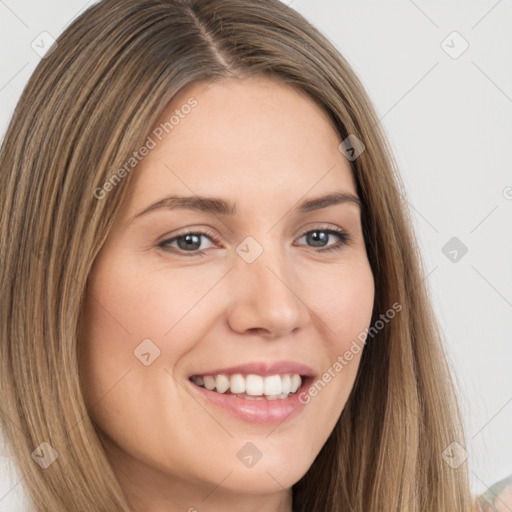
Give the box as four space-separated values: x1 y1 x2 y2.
290 374 302 393
245 374 264 395
263 375 282 396
278 392 288 399
193 376 204 386
215 374 230 393
265 394 281 400
203 375 216 390
281 374 291 394
230 374 245 394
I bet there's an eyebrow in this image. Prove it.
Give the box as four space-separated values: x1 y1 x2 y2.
129 191 362 223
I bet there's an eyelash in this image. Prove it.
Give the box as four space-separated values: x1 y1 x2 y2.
158 226 352 257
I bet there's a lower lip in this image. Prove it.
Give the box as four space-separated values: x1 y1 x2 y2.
187 378 312 425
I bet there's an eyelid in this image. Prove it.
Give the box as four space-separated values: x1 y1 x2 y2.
158 224 353 256
157 226 218 244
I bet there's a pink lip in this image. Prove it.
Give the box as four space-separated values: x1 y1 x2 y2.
187 376 314 425
188 360 315 378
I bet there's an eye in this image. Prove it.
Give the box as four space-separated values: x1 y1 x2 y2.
295 227 352 253
158 226 352 257
158 228 218 257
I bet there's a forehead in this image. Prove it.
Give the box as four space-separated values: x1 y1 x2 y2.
119 76 356 217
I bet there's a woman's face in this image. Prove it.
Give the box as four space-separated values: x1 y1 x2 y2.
79 76 375 511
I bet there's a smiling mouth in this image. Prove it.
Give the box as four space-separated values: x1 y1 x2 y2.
189 372 307 400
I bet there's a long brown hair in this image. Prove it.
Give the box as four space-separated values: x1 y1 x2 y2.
0 0 477 510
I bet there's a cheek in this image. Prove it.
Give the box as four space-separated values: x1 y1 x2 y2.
80 249 374 386
292 258 374 429
311 259 375 350
81 257 214 357
77 251 228 414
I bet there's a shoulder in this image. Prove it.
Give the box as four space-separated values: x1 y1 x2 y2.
476 473 512 512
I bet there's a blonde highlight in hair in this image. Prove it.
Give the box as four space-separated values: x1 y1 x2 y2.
0 0 477 510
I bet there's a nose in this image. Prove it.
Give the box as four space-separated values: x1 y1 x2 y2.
225 243 310 339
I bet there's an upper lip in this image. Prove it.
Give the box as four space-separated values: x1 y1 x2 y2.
189 360 315 378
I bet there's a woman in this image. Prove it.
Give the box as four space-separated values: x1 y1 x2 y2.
0 0 481 510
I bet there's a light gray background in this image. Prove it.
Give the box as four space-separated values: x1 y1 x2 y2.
1 1 511 509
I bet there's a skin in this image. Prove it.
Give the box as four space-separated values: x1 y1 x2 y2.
78 75 375 512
